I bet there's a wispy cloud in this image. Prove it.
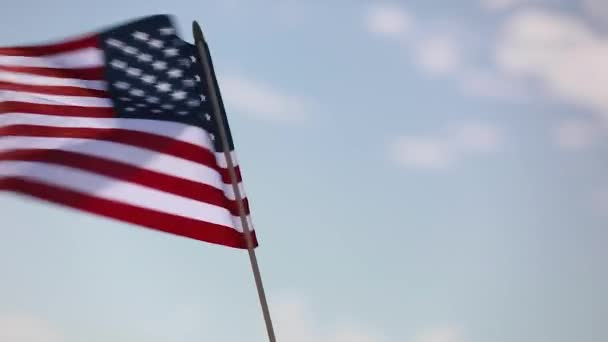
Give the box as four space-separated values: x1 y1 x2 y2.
554 119 602 150
583 0 608 21
368 2 608 152
480 0 529 11
414 34 461 75
459 67 528 100
451 121 504 153
365 4 413 40
0 314 64 342
367 7 526 101
389 122 502 169
366 1 608 114
389 136 454 169
272 294 384 342
414 325 463 342
495 9 608 118
219 73 311 124
411 23 532 102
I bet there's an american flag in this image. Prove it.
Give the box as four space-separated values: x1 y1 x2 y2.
0 15 257 249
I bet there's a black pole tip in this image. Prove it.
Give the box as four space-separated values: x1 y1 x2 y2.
192 21 205 42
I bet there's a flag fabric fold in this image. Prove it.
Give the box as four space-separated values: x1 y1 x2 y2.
0 15 257 249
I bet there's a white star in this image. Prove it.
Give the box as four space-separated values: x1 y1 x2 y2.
190 55 196 62
187 99 200 107
200 94 207 101
146 96 160 104
119 97 131 102
164 48 179 57
114 81 130 90
152 61 167 70
155 82 172 92
148 39 164 49
137 53 152 62
125 107 135 112
132 31 149 41
204 113 211 121
141 75 156 84
110 59 127 70
152 109 162 114
123 46 138 55
177 110 189 116
126 67 142 77
209 133 215 141
167 68 183 78
136 103 147 108
194 75 201 82
161 104 174 110
106 38 124 48
171 90 187 100
130 88 145 97
183 79 196 87
159 27 176 35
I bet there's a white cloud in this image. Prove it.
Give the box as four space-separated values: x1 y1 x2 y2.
554 119 601 150
414 35 461 75
0 314 65 342
583 0 608 21
451 122 503 153
366 4 412 39
389 137 454 169
415 325 463 342
271 294 384 342
481 0 512 11
459 68 528 100
220 74 311 124
273 295 315 342
330 328 383 342
389 122 502 169
365 7 472 85
376 11 525 101
398 6 608 115
480 0 528 11
495 9 608 118
401 24 521 99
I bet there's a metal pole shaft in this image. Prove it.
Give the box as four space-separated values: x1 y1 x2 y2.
192 21 277 342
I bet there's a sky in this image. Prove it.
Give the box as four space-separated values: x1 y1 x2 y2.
0 0 607 341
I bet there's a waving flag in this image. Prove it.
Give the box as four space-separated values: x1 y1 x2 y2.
0 15 257 249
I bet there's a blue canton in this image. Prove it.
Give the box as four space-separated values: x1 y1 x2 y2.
100 15 234 151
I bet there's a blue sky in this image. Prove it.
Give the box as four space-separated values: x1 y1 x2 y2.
1 1 606 342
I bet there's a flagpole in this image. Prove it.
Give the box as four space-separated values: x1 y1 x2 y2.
192 21 278 342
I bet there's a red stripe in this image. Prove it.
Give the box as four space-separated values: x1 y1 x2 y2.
0 102 114 117
0 177 258 249
0 35 98 57
0 124 243 184
0 81 109 98
0 149 250 217
0 65 104 80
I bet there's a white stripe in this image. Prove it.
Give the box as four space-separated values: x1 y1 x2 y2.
0 113 239 168
0 136 244 200
0 160 248 232
0 48 103 68
0 70 106 90
215 150 238 169
0 90 112 107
